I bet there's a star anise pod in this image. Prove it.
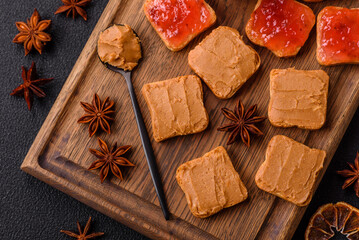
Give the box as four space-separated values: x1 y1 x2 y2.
55 0 92 21
78 94 115 137
10 62 53 110
217 99 266 147
13 9 51 56
60 216 104 239
337 152 359 197
89 138 135 183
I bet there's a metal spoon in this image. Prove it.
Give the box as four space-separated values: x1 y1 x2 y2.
98 25 170 220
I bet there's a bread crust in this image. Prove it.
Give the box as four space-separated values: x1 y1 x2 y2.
245 0 315 57
143 0 216 51
316 6 359 66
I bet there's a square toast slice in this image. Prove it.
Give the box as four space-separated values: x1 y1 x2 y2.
142 75 209 142
255 135 326 206
317 7 359 65
188 26 260 99
143 0 216 51
176 146 248 218
268 68 329 130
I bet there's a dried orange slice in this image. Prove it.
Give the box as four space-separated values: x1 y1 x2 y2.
305 202 359 240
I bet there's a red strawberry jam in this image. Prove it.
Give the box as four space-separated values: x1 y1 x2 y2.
317 7 359 65
144 0 214 50
246 0 315 57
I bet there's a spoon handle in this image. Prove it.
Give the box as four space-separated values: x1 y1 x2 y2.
122 71 170 220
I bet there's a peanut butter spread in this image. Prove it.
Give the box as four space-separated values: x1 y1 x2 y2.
97 24 141 71
188 26 260 99
176 146 248 218
268 68 329 129
141 75 209 142
255 135 326 206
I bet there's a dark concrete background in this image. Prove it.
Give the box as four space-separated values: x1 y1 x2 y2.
0 0 357 239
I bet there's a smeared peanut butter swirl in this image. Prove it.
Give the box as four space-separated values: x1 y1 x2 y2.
98 24 141 71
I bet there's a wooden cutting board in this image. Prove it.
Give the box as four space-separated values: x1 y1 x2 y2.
21 0 359 239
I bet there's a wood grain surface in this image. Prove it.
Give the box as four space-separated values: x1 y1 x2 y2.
21 0 359 239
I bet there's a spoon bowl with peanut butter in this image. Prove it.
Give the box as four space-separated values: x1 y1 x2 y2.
97 24 169 220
